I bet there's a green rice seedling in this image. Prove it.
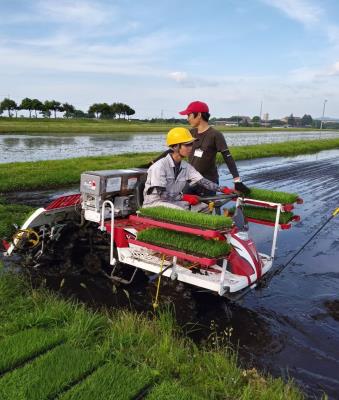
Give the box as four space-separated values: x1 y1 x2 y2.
60 362 156 400
3 294 109 347
0 274 109 346
229 206 294 224
139 207 232 230
245 187 299 204
0 344 103 400
146 381 203 400
0 273 304 400
0 328 64 374
137 228 231 258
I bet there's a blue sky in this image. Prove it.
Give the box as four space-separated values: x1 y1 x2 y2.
1 0 339 119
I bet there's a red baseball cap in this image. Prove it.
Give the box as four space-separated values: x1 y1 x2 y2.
179 101 209 115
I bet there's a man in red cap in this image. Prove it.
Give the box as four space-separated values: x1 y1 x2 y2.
179 100 250 195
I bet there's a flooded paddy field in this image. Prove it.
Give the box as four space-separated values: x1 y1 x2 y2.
1 130 338 163
2 149 339 399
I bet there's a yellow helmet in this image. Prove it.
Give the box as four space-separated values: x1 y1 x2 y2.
166 127 196 147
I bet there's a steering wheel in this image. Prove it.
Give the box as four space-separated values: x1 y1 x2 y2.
198 193 238 205
12 229 40 249
197 193 238 214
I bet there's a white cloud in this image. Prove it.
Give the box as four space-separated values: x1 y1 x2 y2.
169 71 188 82
168 71 219 88
39 0 112 26
261 0 323 26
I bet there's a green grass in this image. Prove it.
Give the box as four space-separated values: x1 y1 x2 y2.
0 328 64 374
0 273 305 399
246 188 299 204
60 362 155 400
137 227 231 258
229 206 294 224
0 138 338 193
0 117 178 133
0 344 103 400
139 206 233 230
146 381 204 399
0 117 322 134
0 200 34 239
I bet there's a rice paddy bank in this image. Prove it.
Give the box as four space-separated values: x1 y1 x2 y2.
0 271 304 399
0 138 338 193
0 117 319 134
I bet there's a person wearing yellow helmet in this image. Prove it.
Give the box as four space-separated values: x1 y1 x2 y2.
143 127 230 211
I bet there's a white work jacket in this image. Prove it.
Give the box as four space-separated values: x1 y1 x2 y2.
143 153 203 207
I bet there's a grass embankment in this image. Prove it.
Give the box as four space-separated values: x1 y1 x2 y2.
139 206 233 230
0 118 178 133
0 138 338 193
137 228 231 258
0 117 319 134
0 272 304 399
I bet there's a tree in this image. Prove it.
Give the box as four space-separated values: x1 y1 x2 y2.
114 102 125 119
0 98 17 117
31 99 44 118
126 106 135 120
39 109 51 118
99 103 113 119
88 103 102 118
63 103 75 118
20 98 33 118
73 109 87 118
44 100 63 118
301 114 313 127
252 116 261 123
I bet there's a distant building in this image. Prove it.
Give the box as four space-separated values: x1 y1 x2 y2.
281 116 302 127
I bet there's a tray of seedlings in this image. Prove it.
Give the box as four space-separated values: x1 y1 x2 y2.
242 187 303 212
229 187 302 229
130 227 232 267
129 206 233 239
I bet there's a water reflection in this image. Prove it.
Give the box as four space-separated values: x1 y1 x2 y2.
3 137 21 147
23 137 76 148
89 134 133 143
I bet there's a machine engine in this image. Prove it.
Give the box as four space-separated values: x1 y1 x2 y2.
80 169 147 222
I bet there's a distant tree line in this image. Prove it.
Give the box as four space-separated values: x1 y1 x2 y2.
0 98 135 120
88 102 135 119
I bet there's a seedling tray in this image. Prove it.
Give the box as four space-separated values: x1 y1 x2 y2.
129 238 218 267
137 207 232 230
246 187 302 204
129 215 228 239
136 228 231 260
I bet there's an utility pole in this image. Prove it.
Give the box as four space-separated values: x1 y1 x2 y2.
160 109 164 120
320 99 327 130
259 100 263 120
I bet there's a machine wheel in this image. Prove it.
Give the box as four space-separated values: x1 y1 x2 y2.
83 253 102 274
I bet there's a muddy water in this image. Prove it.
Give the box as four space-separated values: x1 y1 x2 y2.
1 130 338 163
2 149 339 399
